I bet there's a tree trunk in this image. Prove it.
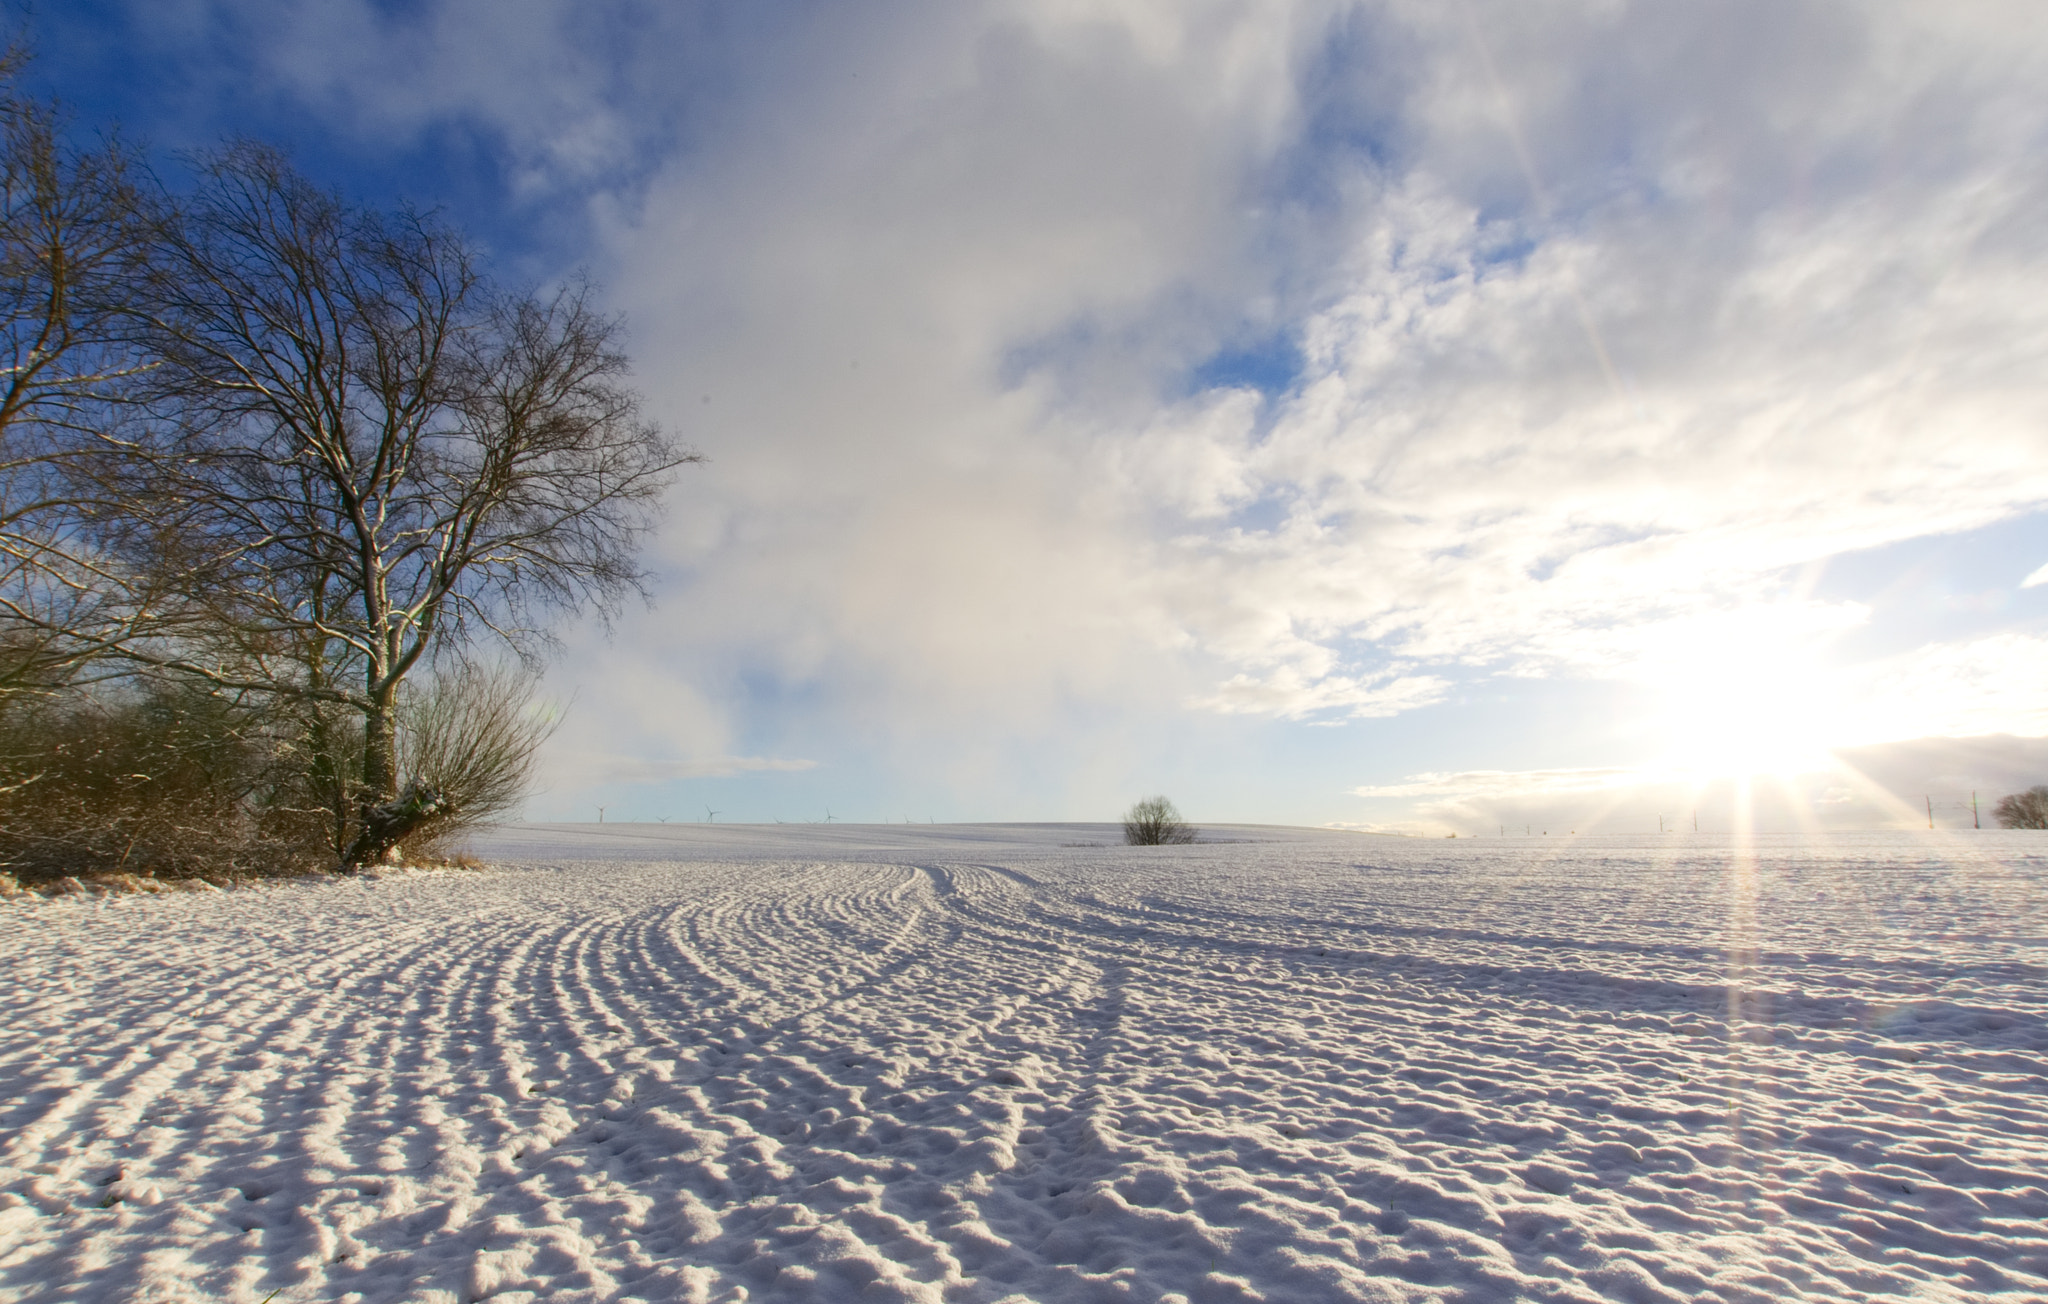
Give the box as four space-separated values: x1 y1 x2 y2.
343 780 446 868
341 680 428 867
361 682 400 808
303 706 348 858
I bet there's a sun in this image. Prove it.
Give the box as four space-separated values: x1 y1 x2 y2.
1660 665 1835 777
1638 613 1854 778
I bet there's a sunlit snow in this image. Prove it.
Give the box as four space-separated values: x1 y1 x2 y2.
3 825 2044 1302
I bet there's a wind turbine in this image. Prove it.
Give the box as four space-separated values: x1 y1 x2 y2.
704 806 719 823
596 805 606 824
823 809 836 823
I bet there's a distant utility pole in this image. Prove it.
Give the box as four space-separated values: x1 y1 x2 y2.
1926 796 1934 830
597 806 606 824
1973 792 1980 829
1693 811 1698 832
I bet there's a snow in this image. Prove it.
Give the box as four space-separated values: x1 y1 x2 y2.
3 824 2045 1303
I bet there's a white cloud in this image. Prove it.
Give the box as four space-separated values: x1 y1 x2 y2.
1183 143 2048 698
583 0 2048 774
139 0 672 192
1352 768 1646 800
138 0 2048 807
2023 561 2048 589
1199 668 1449 720
560 754 819 785
1130 1 2048 730
1842 633 2048 743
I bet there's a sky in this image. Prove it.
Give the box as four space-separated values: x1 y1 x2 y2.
31 0 2048 835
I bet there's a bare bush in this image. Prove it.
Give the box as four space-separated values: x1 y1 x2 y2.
1995 786 2048 830
396 666 556 860
1123 795 1197 846
0 680 314 882
255 666 553 865
0 666 554 880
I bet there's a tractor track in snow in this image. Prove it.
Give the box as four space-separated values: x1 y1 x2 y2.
2 827 2045 1303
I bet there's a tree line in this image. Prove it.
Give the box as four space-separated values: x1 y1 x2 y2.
0 53 693 882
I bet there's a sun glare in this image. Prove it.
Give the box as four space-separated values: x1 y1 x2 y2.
1644 619 1850 778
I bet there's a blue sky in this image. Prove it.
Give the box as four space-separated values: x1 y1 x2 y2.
36 1 2048 833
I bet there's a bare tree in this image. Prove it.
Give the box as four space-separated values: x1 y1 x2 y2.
93 144 694 864
1994 786 2048 830
0 52 153 700
1123 795 1197 845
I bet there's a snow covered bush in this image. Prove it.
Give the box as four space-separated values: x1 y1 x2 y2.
1123 796 1197 845
1994 786 2048 829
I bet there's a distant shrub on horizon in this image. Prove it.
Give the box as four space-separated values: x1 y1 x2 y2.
1123 796 1197 846
1994 786 2048 829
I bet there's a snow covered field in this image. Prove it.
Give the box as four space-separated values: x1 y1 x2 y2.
3 825 2045 1304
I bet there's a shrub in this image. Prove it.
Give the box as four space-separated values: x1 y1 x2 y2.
0 680 313 882
0 666 554 882
1123 795 1197 846
1994 786 2048 829
261 665 555 865
396 666 556 861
